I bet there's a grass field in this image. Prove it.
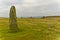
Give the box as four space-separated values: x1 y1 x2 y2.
0 17 60 40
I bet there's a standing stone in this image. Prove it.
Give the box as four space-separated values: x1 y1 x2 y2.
9 6 19 32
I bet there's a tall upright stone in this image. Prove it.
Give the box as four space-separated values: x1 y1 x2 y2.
9 6 19 32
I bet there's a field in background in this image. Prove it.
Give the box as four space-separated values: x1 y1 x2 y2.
0 17 60 40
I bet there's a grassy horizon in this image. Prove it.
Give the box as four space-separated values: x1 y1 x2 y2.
0 17 60 40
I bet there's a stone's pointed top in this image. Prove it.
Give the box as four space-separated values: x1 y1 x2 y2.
11 6 16 9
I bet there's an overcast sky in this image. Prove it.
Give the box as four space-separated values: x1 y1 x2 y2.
0 0 60 17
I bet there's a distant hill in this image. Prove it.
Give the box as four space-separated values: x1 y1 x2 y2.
45 16 60 18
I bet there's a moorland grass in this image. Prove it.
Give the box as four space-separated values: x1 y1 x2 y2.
0 18 60 40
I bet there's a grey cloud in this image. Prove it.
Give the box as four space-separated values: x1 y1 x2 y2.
17 2 60 17
0 0 60 17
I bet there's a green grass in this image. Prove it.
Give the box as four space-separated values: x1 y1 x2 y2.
0 18 60 40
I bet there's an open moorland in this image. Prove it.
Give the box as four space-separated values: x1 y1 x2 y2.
0 17 60 40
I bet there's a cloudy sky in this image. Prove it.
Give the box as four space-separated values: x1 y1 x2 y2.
0 0 60 17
